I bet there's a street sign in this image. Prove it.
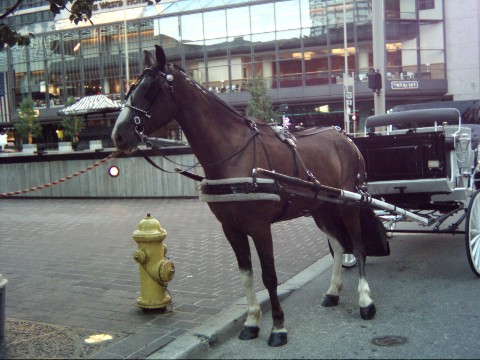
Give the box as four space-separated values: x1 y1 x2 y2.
391 81 419 89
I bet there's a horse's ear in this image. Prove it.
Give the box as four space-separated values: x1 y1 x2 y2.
144 50 155 68
155 45 167 69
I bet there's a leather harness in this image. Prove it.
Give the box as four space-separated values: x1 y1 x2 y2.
123 65 356 221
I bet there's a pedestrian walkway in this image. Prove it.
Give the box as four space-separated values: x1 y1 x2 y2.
192 232 480 359
0 198 329 359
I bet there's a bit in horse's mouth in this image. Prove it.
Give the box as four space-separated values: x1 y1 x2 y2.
123 146 139 155
114 144 138 155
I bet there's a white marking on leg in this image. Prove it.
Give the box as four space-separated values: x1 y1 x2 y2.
326 238 344 296
271 326 287 333
239 269 262 327
358 277 373 308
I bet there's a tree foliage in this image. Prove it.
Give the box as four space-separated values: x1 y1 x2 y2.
61 96 84 143
16 97 42 144
0 0 161 50
246 76 277 124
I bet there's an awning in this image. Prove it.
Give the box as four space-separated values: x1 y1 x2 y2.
58 95 122 116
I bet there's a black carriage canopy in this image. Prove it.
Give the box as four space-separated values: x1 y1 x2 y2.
365 105 480 148
391 99 480 124
365 108 460 129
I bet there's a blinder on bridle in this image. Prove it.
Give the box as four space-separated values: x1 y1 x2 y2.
124 65 175 147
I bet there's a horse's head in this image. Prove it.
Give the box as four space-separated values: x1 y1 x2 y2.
112 45 178 153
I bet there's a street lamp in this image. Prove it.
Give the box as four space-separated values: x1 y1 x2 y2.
343 0 350 133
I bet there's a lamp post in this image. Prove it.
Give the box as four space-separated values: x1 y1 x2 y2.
343 0 350 133
123 7 130 90
372 0 386 116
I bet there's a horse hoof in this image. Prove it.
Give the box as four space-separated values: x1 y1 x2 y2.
268 332 288 347
360 303 376 320
239 326 260 340
322 294 339 307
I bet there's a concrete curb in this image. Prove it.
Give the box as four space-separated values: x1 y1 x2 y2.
147 255 333 359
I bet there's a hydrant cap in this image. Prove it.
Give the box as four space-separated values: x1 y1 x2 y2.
133 214 167 241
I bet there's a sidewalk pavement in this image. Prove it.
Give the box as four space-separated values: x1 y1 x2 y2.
0 198 330 359
191 232 480 360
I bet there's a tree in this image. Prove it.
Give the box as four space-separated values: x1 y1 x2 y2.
246 76 277 124
0 0 161 50
16 97 42 144
61 96 84 143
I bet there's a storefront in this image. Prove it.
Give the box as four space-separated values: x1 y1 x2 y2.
0 0 449 141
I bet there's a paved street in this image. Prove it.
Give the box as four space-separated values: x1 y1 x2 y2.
194 232 480 359
0 198 329 359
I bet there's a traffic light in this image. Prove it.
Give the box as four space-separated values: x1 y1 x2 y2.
368 72 382 93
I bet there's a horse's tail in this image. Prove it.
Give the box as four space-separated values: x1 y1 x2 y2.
360 207 390 257
350 136 389 256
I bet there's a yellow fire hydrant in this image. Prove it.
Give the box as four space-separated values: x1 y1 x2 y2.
133 213 175 311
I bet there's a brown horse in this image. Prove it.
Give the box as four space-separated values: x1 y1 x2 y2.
112 45 388 347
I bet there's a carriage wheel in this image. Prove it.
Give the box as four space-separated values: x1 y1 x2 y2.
465 190 480 277
327 239 357 269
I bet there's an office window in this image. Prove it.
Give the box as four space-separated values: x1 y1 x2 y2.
419 0 435 10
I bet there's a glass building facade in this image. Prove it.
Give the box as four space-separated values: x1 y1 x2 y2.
0 0 447 142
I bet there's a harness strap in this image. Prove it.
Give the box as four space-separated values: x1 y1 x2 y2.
174 167 204 181
201 181 278 195
137 148 175 173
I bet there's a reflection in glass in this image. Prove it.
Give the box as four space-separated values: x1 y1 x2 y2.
159 16 181 47
227 6 250 38
275 0 301 31
184 40 205 85
204 10 227 40
250 3 275 34
181 13 204 42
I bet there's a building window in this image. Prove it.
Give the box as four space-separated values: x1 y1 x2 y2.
419 0 435 10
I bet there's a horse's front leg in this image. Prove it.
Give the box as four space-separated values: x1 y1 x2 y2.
222 224 262 340
354 249 376 320
251 226 287 347
322 237 344 307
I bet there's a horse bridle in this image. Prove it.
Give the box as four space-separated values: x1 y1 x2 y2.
121 64 272 175
124 66 175 148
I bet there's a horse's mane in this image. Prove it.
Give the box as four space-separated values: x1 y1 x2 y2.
167 63 271 129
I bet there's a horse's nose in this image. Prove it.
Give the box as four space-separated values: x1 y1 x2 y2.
112 132 125 148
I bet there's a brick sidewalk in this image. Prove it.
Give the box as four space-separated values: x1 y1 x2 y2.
0 198 329 359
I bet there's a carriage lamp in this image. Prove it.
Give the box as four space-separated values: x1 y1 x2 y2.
132 214 175 311
108 165 120 177
428 160 440 169
458 133 471 152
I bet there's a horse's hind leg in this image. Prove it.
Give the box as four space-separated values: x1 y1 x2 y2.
353 247 376 320
339 206 376 320
311 207 345 307
322 237 344 307
222 224 262 340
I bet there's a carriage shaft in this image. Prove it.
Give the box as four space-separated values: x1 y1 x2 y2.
256 168 432 226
